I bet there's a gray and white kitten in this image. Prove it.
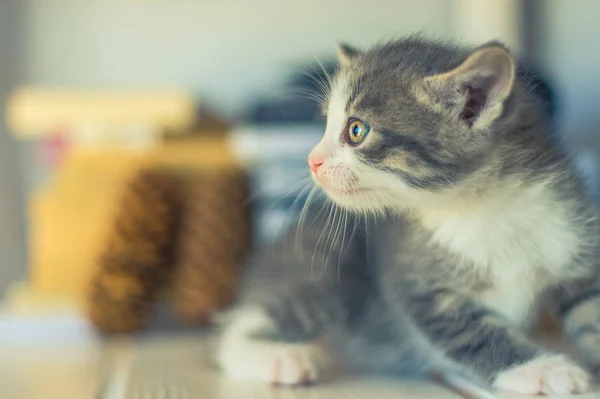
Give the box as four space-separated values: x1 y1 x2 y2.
217 37 600 395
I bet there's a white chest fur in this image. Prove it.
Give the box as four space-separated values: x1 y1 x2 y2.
419 182 582 326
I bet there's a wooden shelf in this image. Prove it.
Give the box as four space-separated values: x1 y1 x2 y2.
6 88 197 139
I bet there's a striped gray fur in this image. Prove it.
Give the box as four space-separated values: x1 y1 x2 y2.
218 36 600 394
235 203 371 342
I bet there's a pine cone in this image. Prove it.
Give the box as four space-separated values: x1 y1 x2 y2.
87 271 154 334
86 168 182 334
172 168 252 325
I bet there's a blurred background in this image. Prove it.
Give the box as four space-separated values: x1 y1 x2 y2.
0 0 600 335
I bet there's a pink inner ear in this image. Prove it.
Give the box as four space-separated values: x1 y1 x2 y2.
461 86 487 127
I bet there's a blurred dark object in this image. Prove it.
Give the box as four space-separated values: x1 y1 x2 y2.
246 59 338 124
518 61 557 120
87 168 182 334
85 137 253 334
172 168 252 326
531 74 556 119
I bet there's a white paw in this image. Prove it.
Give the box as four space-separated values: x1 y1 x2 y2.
217 307 329 385
492 354 591 395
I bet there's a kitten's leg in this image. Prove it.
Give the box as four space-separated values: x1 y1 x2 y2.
400 286 590 395
549 279 600 378
217 202 361 384
217 281 343 385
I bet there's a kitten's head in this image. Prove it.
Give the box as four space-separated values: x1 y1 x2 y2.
308 37 520 212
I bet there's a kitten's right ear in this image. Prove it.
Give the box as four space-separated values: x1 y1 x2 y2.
337 43 360 66
420 42 516 131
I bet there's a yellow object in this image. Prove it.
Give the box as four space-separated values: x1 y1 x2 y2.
29 150 147 301
6 88 196 139
28 137 238 304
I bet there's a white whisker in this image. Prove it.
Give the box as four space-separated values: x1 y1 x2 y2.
311 200 333 279
322 205 338 267
337 208 350 281
314 56 333 93
295 185 322 257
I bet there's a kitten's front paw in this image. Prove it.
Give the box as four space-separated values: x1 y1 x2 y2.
219 339 328 385
217 307 330 385
492 354 590 395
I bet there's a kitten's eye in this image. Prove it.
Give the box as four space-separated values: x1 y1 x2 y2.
347 120 370 144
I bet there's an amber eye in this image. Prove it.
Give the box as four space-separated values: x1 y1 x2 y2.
347 120 370 144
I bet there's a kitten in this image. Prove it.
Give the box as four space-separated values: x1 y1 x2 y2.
217 36 600 395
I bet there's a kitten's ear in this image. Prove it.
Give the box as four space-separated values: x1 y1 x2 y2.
337 43 360 66
422 42 515 130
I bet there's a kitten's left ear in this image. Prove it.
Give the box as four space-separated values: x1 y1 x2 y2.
337 43 360 66
421 42 516 130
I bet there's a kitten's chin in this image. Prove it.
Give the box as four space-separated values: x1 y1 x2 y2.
319 185 361 205
313 178 388 212
322 185 412 214
320 185 380 212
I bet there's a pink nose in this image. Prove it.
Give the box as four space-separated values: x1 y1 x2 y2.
308 155 323 174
